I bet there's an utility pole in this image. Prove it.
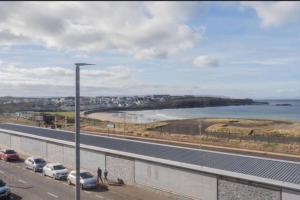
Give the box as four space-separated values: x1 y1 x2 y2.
65 116 67 129
199 120 202 149
123 112 126 136
54 115 57 129
75 65 80 200
74 63 95 200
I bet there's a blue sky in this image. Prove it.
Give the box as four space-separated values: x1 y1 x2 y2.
0 1 299 98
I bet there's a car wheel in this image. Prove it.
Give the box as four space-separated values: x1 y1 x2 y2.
33 167 37 172
81 184 84 190
67 179 72 185
43 171 46 176
4 157 7 162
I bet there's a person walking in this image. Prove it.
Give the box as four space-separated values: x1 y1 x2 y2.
104 168 108 183
97 167 103 184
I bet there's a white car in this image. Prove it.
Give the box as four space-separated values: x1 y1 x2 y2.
43 163 68 180
67 170 97 189
24 156 46 172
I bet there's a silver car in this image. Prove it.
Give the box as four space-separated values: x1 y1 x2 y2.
25 156 46 172
67 170 97 189
43 163 68 180
0 179 10 199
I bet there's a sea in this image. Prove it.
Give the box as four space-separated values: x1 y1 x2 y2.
120 100 300 123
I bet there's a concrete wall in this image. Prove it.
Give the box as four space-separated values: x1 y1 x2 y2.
135 160 217 200
282 189 300 200
81 149 105 175
20 137 47 158
0 132 11 148
218 177 281 200
47 142 64 163
106 154 135 185
62 145 75 167
10 135 21 152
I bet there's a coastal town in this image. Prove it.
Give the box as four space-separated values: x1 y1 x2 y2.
0 95 171 112
0 95 258 114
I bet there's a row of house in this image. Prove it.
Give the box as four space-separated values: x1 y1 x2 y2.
0 95 171 112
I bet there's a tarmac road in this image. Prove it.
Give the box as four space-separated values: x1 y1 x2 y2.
0 159 184 200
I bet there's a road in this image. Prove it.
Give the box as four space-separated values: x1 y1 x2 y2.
0 159 186 200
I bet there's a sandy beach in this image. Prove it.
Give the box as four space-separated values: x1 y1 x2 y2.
86 112 136 123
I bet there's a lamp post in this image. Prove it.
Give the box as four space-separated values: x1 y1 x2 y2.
74 63 94 200
198 120 202 148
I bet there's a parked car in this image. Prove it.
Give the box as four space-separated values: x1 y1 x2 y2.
0 179 10 199
67 170 97 189
43 163 68 180
24 156 46 172
0 149 19 161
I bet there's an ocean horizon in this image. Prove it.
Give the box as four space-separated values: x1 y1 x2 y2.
117 99 300 123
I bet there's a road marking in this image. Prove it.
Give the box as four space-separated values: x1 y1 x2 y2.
63 183 69 186
16 166 21 168
18 179 27 184
96 195 104 199
84 191 91 194
47 192 58 198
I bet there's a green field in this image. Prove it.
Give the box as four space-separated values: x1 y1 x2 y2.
34 111 74 118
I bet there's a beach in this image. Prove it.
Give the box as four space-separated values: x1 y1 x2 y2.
85 99 300 124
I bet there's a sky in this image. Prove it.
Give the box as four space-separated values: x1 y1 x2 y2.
0 1 299 99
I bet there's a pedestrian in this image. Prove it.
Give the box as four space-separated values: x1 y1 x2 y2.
97 167 103 184
104 168 108 183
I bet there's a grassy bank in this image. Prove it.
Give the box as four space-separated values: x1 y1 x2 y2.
1 114 299 156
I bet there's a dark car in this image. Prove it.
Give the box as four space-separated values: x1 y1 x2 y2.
0 149 20 161
0 179 10 199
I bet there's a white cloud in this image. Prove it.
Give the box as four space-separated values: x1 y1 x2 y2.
232 57 300 65
0 1 202 59
192 55 219 68
0 63 138 92
241 1 300 27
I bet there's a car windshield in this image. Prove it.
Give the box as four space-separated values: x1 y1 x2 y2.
53 165 65 170
0 179 6 187
5 150 16 154
34 158 45 164
80 172 93 179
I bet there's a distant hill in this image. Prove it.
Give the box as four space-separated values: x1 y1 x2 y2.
84 96 268 114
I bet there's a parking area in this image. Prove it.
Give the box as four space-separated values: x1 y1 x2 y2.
0 155 190 200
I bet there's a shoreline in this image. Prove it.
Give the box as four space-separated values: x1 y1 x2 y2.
85 110 298 124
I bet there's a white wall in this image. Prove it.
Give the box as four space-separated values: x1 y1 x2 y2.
135 160 217 200
81 149 105 175
106 154 135 185
10 135 21 152
62 145 75 168
20 137 47 158
47 142 64 163
0 132 11 148
282 189 300 200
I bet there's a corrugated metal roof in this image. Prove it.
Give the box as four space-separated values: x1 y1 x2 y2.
0 123 300 185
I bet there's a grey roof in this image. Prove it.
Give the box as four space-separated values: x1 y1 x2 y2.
0 123 300 186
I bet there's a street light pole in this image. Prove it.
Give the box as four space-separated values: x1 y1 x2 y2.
199 120 202 149
74 63 94 200
75 65 80 200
